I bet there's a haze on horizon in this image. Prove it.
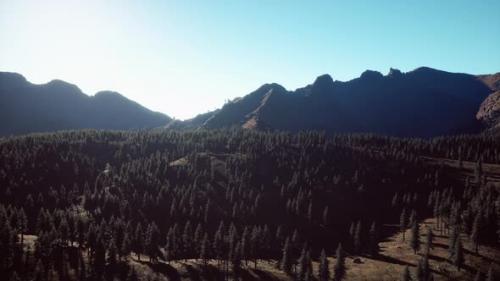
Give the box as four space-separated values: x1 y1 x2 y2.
1 0 499 120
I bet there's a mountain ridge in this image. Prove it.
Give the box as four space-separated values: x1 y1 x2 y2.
187 67 499 137
0 72 171 136
2 67 500 137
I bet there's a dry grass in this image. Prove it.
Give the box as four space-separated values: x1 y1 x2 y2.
335 218 499 281
128 218 499 281
20 217 498 280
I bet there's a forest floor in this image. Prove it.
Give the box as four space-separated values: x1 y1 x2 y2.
422 156 500 186
128 218 500 281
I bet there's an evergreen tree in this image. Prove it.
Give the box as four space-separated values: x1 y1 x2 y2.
232 241 242 280
410 221 420 254
409 210 417 228
449 225 459 258
486 265 495 281
9 272 20 281
107 239 118 268
333 243 346 281
297 244 309 281
200 233 209 265
121 233 131 260
322 206 329 226
474 269 483 281
415 259 424 281
280 237 293 274
401 266 410 281
369 221 379 256
471 213 481 253
354 221 362 254
452 238 464 271
126 267 138 281
318 248 329 281
134 223 144 261
426 227 434 251
400 209 407 241
93 239 106 275
78 252 86 281
419 255 430 281
145 223 160 263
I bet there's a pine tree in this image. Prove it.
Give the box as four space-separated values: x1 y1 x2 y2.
496 195 500 243
333 243 346 281
280 237 293 274
471 213 481 253
400 209 407 241
426 227 434 251
486 265 494 281
318 249 329 281
17 208 27 248
474 269 483 281
449 225 459 258
354 221 362 254
410 221 420 254
145 223 160 262
121 233 131 260
453 238 464 271
401 266 410 281
108 239 118 268
134 223 144 261
9 272 20 281
126 267 138 281
200 233 209 265
415 259 424 281
93 239 106 275
322 206 329 226
232 241 242 280
420 255 430 281
297 244 309 281
369 221 379 256
78 251 86 281
409 209 417 227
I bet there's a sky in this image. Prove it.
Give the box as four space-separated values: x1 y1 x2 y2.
1 0 500 120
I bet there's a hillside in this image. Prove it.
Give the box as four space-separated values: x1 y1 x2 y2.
0 129 498 281
197 67 497 137
114 218 499 281
0 72 171 136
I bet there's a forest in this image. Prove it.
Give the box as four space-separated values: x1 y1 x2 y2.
0 129 499 281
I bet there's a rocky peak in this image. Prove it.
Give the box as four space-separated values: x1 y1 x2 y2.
360 70 383 81
311 74 334 94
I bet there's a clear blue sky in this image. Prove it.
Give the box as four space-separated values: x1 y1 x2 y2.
1 0 499 119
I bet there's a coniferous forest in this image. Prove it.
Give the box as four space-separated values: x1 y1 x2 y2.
0 129 499 281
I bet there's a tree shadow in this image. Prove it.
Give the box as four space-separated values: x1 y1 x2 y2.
426 253 448 263
183 263 202 281
198 264 227 281
430 242 448 250
136 260 181 281
463 248 500 266
372 254 415 267
245 268 287 281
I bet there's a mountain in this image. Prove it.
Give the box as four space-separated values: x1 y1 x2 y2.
0 72 171 136
165 110 219 130
477 90 500 130
197 67 497 137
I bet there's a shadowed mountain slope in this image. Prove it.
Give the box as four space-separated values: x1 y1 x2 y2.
0 72 171 136
201 67 495 137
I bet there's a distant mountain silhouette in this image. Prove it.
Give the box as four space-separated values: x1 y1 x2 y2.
0 72 170 136
194 67 497 137
165 110 219 130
